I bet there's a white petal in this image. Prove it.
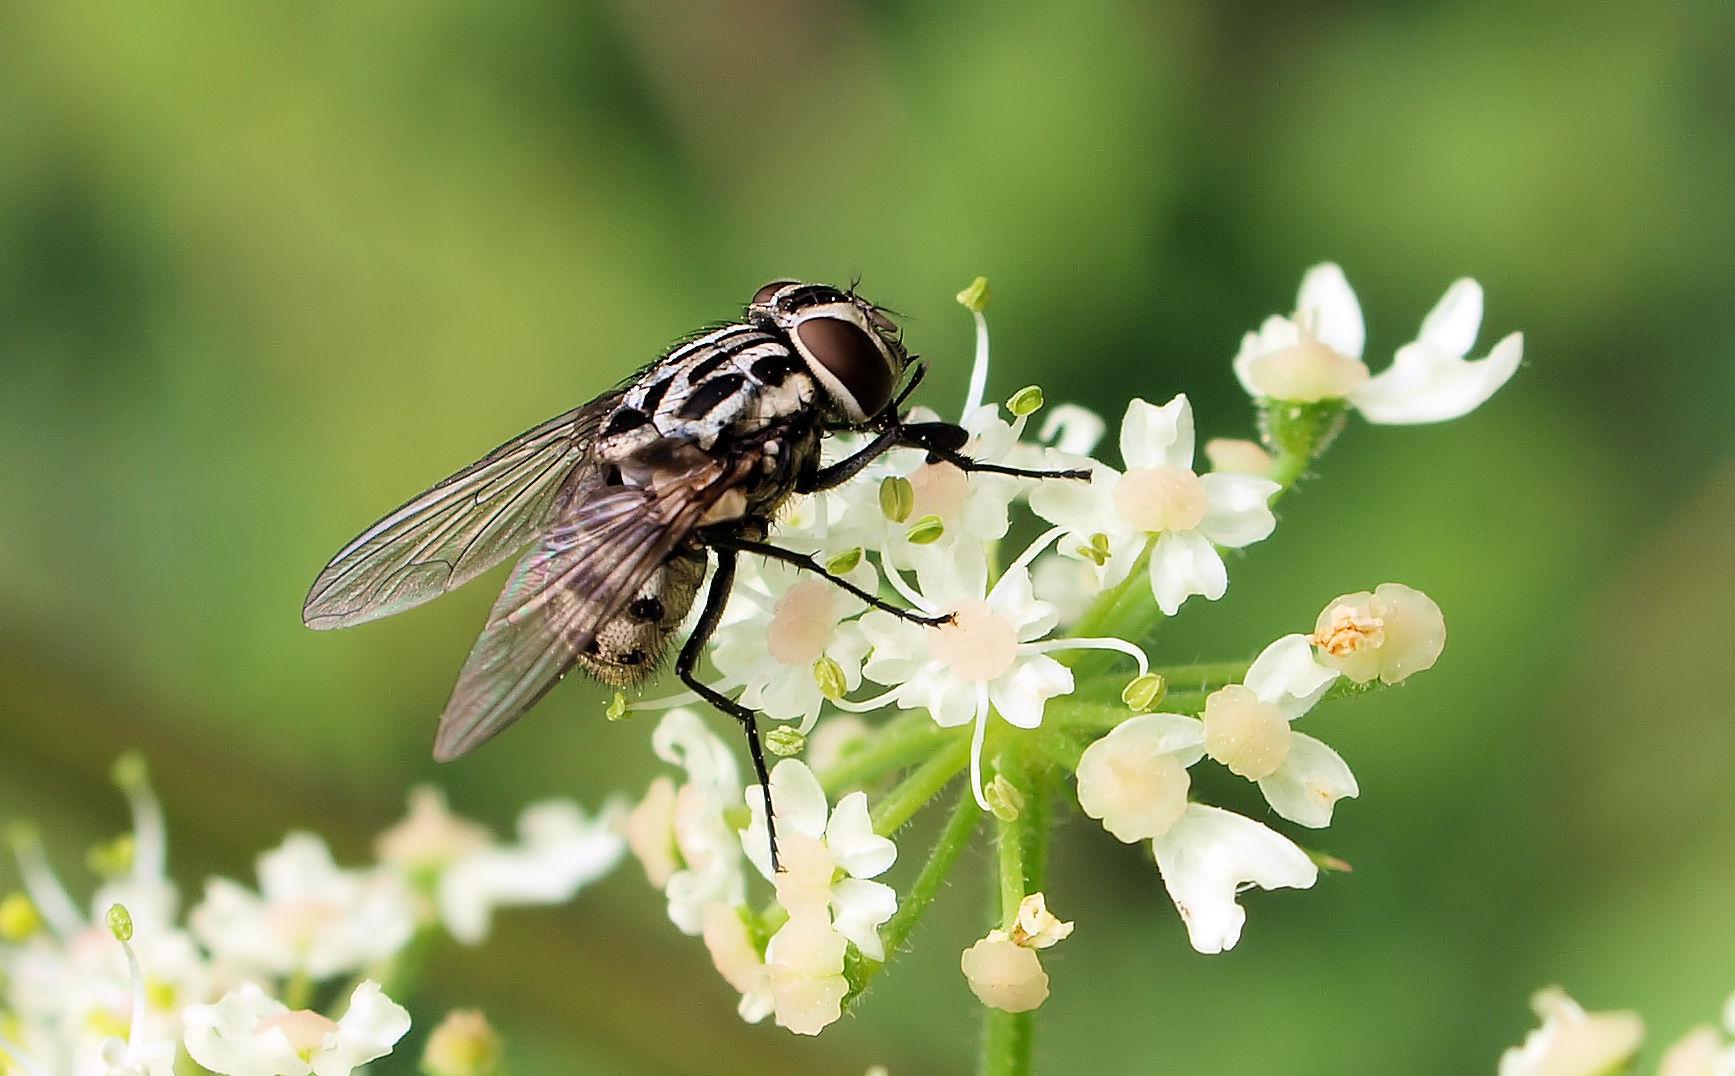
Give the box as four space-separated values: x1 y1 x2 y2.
1027 456 1120 533
1147 530 1226 616
1348 331 1523 425
1244 634 1339 719
314 981 412 1076
1416 277 1483 358
182 984 302 1076
1258 732 1359 828
1038 404 1107 456
436 800 625 945
767 760 830 841
1197 473 1280 549
990 565 1059 642
1151 805 1317 954
1119 395 1195 471
651 709 739 792
825 792 896 880
830 877 897 961
1296 263 1366 359
990 655 1073 729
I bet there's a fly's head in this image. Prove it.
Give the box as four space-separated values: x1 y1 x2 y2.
748 281 911 427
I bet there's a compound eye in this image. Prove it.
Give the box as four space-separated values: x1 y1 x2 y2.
795 315 895 418
752 280 802 307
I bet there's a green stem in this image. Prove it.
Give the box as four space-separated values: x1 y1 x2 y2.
983 1008 1034 1076
870 732 972 835
818 710 954 797
844 784 981 1003
1150 659 1252 689
979 749 1043 1076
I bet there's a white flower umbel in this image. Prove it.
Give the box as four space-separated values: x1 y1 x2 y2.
182 979 411 1076
433 798 626 946
1150 805 1318 954
1233 263 1523 424
188 833 417 981
857 541 1146 809
1201 634 1355 828
709 558 874 733
1029 394 1280 616
625 709 748 935
1498 986 1643 1076
1310 583 1446 685
742 759 897 961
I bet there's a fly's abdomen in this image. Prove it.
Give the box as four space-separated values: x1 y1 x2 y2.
572 545 706 686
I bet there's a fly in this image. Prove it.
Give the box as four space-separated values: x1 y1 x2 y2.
303 281 1087 867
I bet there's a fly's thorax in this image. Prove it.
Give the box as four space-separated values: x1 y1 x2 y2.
748 281 910 425
595 324 820 460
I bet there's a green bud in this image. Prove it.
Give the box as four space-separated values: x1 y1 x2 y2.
1007 385 1044 417
984 775 1025 822
0 893 42 941
905 514 945 545
106 903 133 942
421 1008 503 1076
824 546 864 576
1122 673 1167 712
956 276 991 313
1259 398 1349 464
813 656 848 700
765 726 806 757
605 692 631 722
879 476 915 523
111 752 149 792
87 834 136 879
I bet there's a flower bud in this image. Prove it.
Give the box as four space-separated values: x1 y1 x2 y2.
1076 716 1193 842
421 1008 502 1076
1202 684 1290 780
961 931 1047 1012
1204 437 1274 475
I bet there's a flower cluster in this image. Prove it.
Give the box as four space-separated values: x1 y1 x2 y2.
1500 985 1735 1076
615 267 1511 1031
0 757 622 1075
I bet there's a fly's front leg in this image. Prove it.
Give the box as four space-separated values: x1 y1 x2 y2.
898 421 1093 482
699 529 953 627
677 548 781 872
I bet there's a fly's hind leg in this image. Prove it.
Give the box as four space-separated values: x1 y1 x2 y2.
677 548 782 872
697 529 952 628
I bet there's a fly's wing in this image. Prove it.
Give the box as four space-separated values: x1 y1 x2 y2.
303 393 624 630
431 445 750 761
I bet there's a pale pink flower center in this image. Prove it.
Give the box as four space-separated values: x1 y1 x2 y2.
267 899 341 946
927 600 1018 682
909 462 970 524
766 579 838 665
1078 740 1190 843
259 1009 339 1055
1202 684 1291 780
772 833 837 917
1245 333 1369 401
1112 466 1209 533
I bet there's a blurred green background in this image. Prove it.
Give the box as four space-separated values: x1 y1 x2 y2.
3 1 1733 1072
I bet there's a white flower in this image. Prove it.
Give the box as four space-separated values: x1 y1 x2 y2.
373 786 491 881
960 932 1048 1013
1075 713 1205 842
1151 804 1318 954
182 980 411 1076
1233 263 1523 424
434 798 626 945
742 760 896 961
700 902 774 1024
709 558 873 733
1008 892 1073 950
1201 635 1355 828
1310 583 1446 685
188 833 417 981
1028 394 1280 616
763 911 849 1035
1497 986 1643 1076
1657 991 1735 1076
631 709 747 935
858 542 1144 808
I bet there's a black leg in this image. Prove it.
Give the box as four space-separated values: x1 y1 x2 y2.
798 425 903 494
677 549 781 872
699 530 954 626
897 421 1093 481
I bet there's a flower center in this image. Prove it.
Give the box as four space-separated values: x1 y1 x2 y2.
1245 333 1370 402
927 601 1019 682
259 1009 339 1056
771 833 837 917
1112 466 1209 533
1310 603 1385 657
1202 683 1291 780
766 579 839 665
908 463 970 525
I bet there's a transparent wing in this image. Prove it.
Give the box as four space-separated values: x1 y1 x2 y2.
303 393 623 630
431 446 749 761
